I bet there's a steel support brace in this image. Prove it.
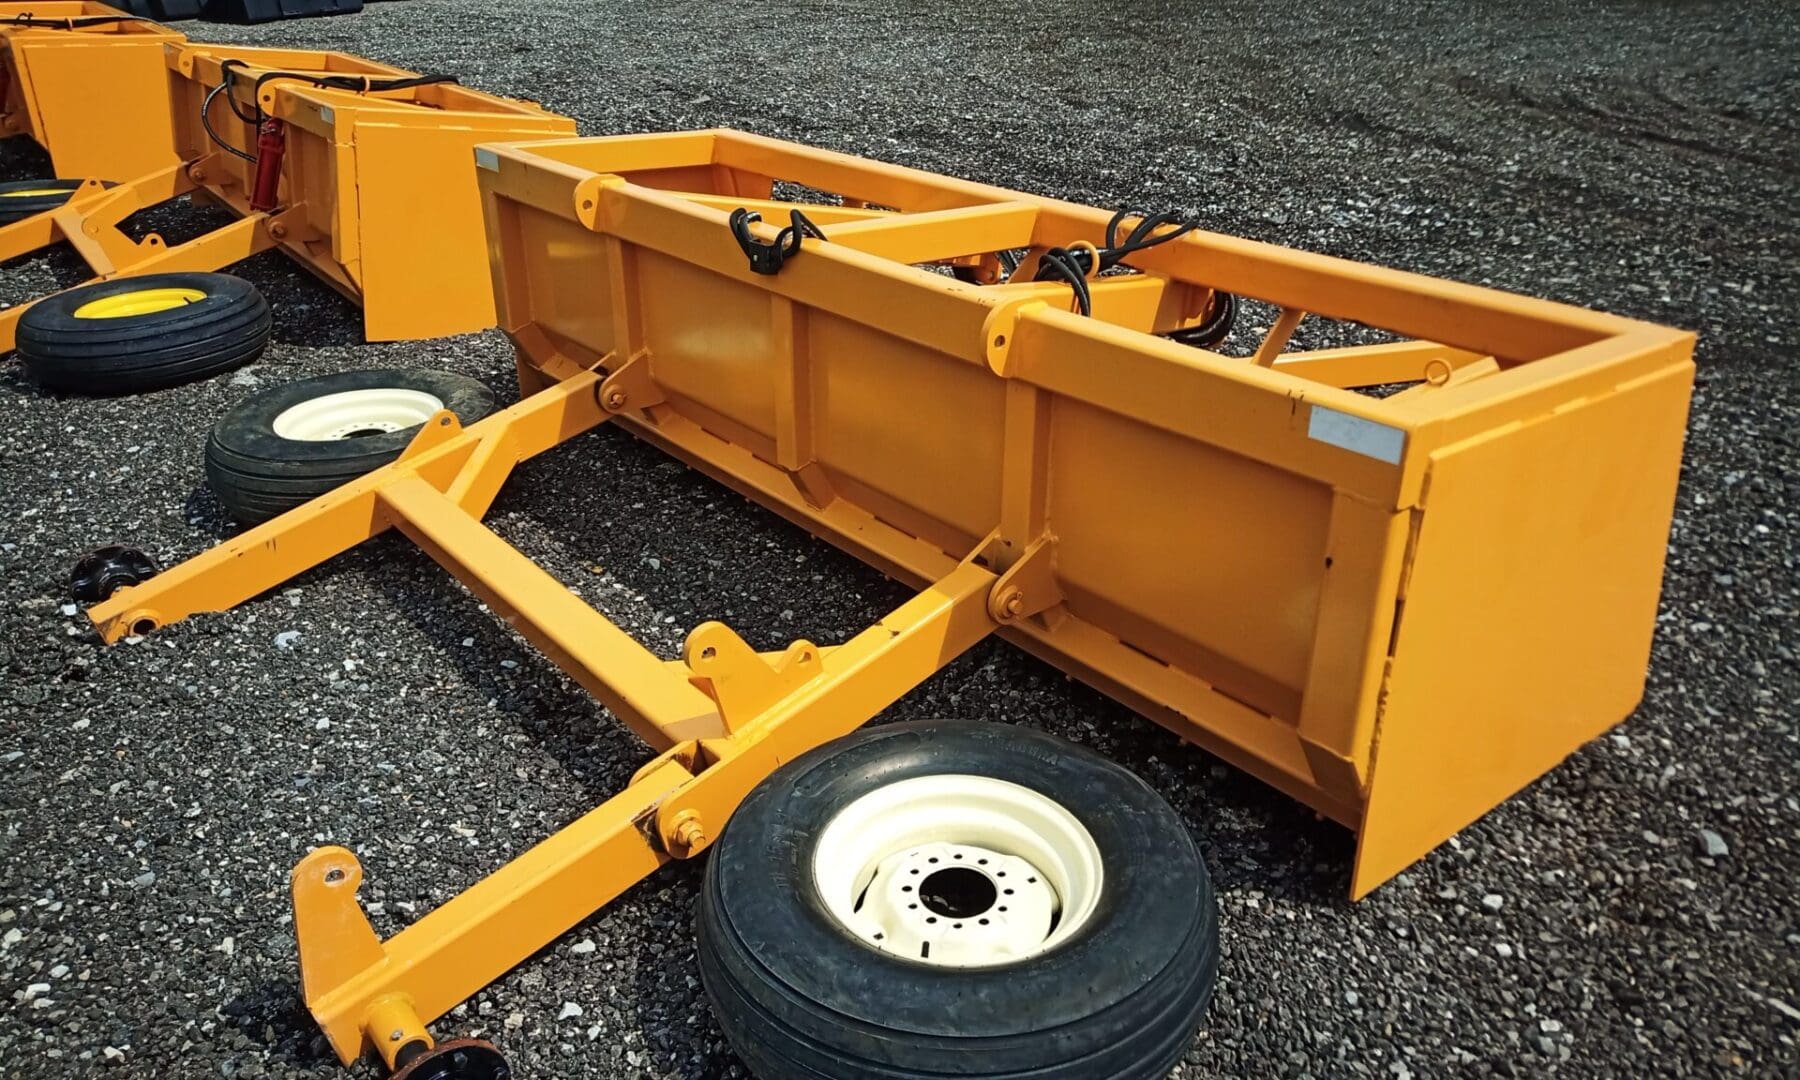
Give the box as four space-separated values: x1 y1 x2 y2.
88 351 1006 1068
0 154 281 352
293 757 697 1069
291 556 1001 1067
86 372 610 642
377 474 721 746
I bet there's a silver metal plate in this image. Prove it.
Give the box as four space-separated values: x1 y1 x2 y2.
1308 405 1405 464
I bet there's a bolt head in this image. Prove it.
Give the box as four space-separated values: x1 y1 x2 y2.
671 816 706 852
603 389 627 409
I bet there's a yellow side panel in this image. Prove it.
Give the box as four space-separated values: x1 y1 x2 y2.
1048 398 1335 716
1352 359 1694 896
354 124 507 340
27 43 177 179
514 206 616 352
638 252 778 439
813 313 1005 547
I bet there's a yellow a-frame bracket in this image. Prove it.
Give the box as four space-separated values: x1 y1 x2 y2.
89 358 1013 1069
0 154 289 352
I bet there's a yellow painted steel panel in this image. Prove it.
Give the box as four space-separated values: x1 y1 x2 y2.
639 250 780 438
812 312 1006 548
1048 396 1334 713
1353 357 1694 896
15 41 177 178
0 6 183 179
511 205 617 353
355 123 522 340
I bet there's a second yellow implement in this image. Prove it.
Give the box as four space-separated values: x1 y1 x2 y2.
0 40 577 348
0 2 185 179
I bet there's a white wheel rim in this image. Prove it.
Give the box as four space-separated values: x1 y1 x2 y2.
271 387 445 441
812 773 1104 968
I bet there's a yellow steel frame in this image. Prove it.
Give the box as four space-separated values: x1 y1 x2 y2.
0 2 185 179
0 42 575 350
86 129 1693 1069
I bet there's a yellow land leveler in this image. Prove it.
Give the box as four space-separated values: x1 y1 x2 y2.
0 26 575 355
82 130 1693 1078
0 2 187 180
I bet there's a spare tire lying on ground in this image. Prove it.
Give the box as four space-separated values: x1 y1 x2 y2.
697 719 1220 1080
205 368 497 525
0 179 87 225
17 272 272 394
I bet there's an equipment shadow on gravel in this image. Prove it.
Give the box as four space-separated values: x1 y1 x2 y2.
216 977 346 1074
365 534 657 802
0 136 52 183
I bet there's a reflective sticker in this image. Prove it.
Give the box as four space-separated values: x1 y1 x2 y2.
475 148 500 172
1308 405 1405 464
319 106 334 126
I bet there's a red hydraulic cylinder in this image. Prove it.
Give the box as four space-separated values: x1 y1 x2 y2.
250 118 286 211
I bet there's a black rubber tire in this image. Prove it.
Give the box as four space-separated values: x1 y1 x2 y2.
0 179 84 225
204 368 497 525
697 720 1220 1080
17 272 272 394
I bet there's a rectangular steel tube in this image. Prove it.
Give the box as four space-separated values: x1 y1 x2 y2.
377 475 723 747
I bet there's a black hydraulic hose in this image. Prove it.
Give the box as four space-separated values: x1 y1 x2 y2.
1037 246 1095 316
247 70 460 125
201 82 256 163
201 60 460 163
1026 208 1236 345
218 59 260 124
6 13 150 28
1030 209 1199 315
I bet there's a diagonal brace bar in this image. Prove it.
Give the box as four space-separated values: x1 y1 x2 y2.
291 556 1002 1068
294 756 697 1068
377 473 723 747
87 372 609 643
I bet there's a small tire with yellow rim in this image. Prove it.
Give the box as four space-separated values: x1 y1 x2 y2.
0 179 87 225
17 272 272 394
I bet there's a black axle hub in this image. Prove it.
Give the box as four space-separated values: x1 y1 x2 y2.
392 1039 511 1080
69 545 158 605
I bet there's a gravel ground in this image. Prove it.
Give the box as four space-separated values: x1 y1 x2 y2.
2 1 1796 1077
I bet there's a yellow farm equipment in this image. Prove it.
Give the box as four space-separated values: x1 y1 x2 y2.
0 38 575 352
80 129 1693 1077
0 3 186 180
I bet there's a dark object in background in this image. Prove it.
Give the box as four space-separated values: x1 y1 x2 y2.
200 0 363 24
109 0 204 19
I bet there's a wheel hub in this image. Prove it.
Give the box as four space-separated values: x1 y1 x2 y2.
851 840 1058 966
812 773 1103 968
391 1038 511 1080
271 387 446 441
